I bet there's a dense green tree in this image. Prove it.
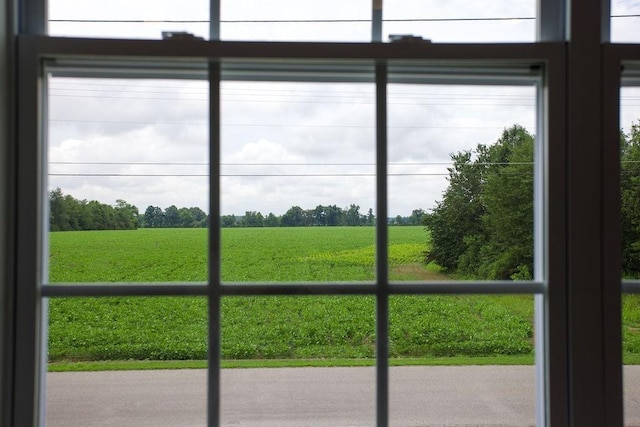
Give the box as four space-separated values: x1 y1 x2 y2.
163 205 180 227
425 125 534 279
345 204 362 226
622 123 640 276
49 189 138 231
424 150 485 271
243 211 264 227
264 212 280 227
221 214 237 228
114 199 139 229
143 205 164 228
282 206 306 226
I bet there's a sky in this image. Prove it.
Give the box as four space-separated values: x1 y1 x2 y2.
45 1 640 217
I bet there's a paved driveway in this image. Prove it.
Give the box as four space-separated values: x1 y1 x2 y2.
45 366 640 426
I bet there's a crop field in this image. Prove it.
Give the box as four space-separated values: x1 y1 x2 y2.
48 227 538 363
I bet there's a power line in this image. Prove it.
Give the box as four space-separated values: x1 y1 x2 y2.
48 161 534 166
49 172 449 177
46 14 640 24
47 119 526 130
48 17 536 24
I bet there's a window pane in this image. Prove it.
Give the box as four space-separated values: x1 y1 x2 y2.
389 295 535 425
612 0 640 43
383 0 536 43
220 0 371 42
621 85 640 426
220 81 375 283
48 0 209 39
221 296 375 425
387 84 537 281
46 296 208 426
621 86 640 281
47 77 209 283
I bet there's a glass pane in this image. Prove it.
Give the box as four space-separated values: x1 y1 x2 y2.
389 295 536 426
48 0 209 39
612 0 640 43
621 87 640 281
221 0 371 42
47 296 208 426
388 84 537 281
221 296 375 425
621 86 640 426
220 80 376 283
383 0 536 43
47 76 208 283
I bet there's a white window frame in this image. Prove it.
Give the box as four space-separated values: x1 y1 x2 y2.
3 0 631 426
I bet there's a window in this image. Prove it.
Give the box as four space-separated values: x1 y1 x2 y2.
6 1 631 426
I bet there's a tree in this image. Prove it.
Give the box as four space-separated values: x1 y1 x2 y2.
622 122 640 276
221 214 237 228
425 125 534 279
114 199 139 229
345 204 362 226
243 211 264 227
143 205 164 228
281 206 305 226
264 212 280 227
164 205 180 228
424 150 485 271
366 208 375 226
49 188 70 231
409 209 426 225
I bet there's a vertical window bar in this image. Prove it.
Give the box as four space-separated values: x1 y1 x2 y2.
534 79 548 427
600 0 610 43
15 40 44 426
372 0 382 43
208 61 222 427
537 0 566 42
375 62 388 427
19 0 46 35
210 0 220 41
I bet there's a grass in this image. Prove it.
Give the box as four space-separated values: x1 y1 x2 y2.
48 227 537 370
49 354 536 372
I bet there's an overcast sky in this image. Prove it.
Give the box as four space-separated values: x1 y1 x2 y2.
46 1 640 217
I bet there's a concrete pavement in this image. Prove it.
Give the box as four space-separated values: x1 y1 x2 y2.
45 366 640 426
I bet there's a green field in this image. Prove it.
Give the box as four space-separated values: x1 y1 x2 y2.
46 227 566 365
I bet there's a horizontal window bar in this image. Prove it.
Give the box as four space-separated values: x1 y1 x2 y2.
42 281 544 297
22 35 564 63
623 280 640 293
42 283 208 297
389 281 545 294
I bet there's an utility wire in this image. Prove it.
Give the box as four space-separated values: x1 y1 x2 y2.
47 14 640 24
48 17 536 24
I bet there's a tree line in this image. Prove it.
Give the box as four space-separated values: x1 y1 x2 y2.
49 188 139 231
424 123 640 280
49 190 425 231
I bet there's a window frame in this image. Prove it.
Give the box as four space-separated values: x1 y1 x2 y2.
13 35 564 426
10 1 634 426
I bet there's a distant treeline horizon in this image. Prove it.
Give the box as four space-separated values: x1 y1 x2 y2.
49 188 426 231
